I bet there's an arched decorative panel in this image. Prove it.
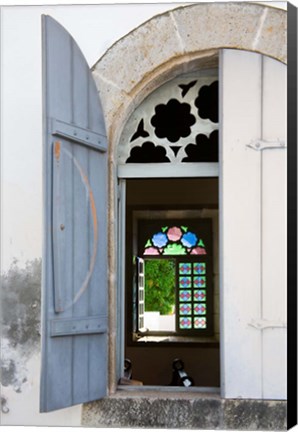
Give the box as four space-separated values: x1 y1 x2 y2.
118 71 218 164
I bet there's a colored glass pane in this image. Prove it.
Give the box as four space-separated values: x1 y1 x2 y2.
167 226 182 241
181 232 198 248
179 276 191 288
179 263 191 274
194 276 206 287
194 318 207 329
179 290 192 301
179 317 192 329
143 226 207 257
193 263 206 274
194 290 206 301
144 247 159 255
179 303 192 315
193 303 206 315
163 243 186 255
190 247 206 255
152 232 168 248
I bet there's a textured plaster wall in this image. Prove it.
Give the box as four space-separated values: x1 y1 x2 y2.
0 259 82 425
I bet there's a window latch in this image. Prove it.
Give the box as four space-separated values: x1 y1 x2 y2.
246 139 286 151
248 319 286 330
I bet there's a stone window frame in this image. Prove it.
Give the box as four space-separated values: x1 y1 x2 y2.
91 2 287 393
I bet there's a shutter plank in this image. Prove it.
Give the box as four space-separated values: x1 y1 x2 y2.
71 37 92 404
53 140 75 312
72 144 89 404
46 19 72 122
72 39 89 128
41 16 107 412
261 56 287 399
221 50 262 398
88 146 108 399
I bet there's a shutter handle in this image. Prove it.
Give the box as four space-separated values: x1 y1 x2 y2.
60 224 65 231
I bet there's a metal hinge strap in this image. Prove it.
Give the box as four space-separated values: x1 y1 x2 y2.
51 118 107 152
50 315 108 337
246 139 286 151
248 319 286 330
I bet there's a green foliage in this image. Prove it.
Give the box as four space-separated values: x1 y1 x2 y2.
144 259 175 315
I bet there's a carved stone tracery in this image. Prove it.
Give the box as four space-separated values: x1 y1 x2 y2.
118 71 219 164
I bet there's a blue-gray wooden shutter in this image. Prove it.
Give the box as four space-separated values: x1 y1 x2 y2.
40 15 108 412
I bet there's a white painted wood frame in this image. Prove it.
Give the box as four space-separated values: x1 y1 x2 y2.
261 56 287 399
118 163 219 178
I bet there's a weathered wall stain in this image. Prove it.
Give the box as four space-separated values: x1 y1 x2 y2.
1 258 41 392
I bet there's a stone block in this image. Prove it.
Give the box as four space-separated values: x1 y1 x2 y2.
256 7 287 64
82 395 193 428
94 11 184 96
91 69 133 136
223 399 287 430
172 3 262 55
82 394 287 430
192 397 222 429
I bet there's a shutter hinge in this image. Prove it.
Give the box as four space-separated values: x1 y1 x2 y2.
50 315 107 337
51 118 107 152
248 318 286 330
246 139 286 151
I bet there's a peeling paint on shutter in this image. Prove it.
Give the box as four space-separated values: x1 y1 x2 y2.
40 15 108 412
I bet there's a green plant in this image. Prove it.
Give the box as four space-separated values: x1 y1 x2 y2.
144 259 175 315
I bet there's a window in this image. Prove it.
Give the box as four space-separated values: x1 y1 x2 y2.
41 8 287 412
125 201 219 385
135 219 214 337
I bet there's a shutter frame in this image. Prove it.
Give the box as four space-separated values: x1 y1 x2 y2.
40 15 108 412
220 49 287 399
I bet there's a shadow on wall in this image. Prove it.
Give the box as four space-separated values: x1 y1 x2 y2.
1 258 41 393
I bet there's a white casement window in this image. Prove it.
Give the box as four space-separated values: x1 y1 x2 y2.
40 12 286 413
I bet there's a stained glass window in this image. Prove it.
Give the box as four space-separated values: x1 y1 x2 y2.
138 219 213 336
143 225 207 256
177 262 208 330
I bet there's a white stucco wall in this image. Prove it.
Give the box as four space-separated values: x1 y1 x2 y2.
0 2 188 426
0 0 289 428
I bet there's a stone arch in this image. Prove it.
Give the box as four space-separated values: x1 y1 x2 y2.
92 2 286 145
91 2 286 392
